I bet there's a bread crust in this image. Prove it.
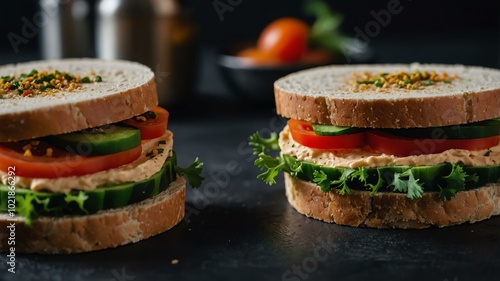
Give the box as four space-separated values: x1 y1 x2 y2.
284 173 500 228
0 177 186 254
274 64 500 128
0 59 158 142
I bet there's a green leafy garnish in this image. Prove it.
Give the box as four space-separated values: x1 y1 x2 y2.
351 167 383 196
249 132 280 155
250 132 301 185
312 167 383 195
389 169 424 199
16 193 38 226
330 169 355 195
439 164 477 200
312 170 331 192
374 79 383 87
357 80 375 85
255 154 302 185
305 0 349 54
14 190 88 225
64 191 89 214
175 158 204 188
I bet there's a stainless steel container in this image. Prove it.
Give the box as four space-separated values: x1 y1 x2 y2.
96 0 197 107
40 0 95 59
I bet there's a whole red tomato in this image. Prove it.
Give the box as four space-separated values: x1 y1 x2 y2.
257 18 310 62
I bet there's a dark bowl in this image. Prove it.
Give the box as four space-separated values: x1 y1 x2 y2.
217 43 375 104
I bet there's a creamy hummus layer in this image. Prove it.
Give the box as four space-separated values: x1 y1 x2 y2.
279 125 500 168
0 131 174 192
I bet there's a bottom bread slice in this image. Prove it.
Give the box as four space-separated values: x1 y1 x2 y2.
284 173 500 229
0 177 186 254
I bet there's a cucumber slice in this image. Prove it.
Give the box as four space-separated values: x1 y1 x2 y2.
312 124 365 136
463 166 500 188
295 160 500 193
477 118 500 126
102 183 134 209
0 155 177 217
385 123 500 140
46 124 141 156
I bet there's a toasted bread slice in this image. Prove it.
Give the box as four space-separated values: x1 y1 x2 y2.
275 63 500 128
0 177 185 254
0 59 157 142
284 173 500 228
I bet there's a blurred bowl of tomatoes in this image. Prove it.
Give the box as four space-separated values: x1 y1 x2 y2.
218 17 374 104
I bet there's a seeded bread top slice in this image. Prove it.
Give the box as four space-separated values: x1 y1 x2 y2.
274 63 500 128
0 58 157 142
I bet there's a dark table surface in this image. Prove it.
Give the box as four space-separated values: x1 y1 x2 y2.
1 33 500 280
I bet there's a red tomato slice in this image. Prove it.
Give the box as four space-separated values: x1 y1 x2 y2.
123 106 169 140
0 141 142 179
367 131 500 157
288 119 365 149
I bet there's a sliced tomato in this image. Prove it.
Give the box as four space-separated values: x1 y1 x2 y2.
288 119 365 149
0 141 142 179
367 131 500 157
123 106 169 140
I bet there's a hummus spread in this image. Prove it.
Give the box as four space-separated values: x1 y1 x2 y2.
279 125 500 168
0 131 174 192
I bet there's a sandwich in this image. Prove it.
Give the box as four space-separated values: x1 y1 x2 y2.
0 58 203 253
250 63 500 228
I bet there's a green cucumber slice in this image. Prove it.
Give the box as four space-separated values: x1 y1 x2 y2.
384 122 500 140
46 124 141 156
463 166 500 188
0 155 177 217
312 124 365 136
477 118 500 126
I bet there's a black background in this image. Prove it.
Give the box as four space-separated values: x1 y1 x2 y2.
1 1 500 281
1 0 499 66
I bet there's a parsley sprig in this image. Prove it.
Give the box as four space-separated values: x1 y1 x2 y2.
439 164 478 200
313 167 383 195
250 132 302 185
389 169 424 199
175 158 204 188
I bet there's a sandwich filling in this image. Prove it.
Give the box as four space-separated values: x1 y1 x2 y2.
0 106 203 225
279 125 500 168
250 117 500 201
1 131 174 192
